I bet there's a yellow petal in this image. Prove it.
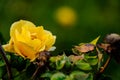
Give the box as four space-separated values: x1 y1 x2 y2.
36 26 46 40
45 35 56 50
15 26 31 43
30 26 44 34
28 39 44 51
15 41 37 61
2 39 15 53
10 20 35 37
13 42 25 58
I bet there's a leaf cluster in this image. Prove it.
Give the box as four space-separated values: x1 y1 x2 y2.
0 36 113 80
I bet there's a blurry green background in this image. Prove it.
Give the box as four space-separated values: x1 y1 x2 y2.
0 0 120 80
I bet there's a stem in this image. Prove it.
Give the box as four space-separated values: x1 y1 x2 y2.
31 66 40 80
99 55 111 73
96 47 103 70
94 55 112 80
0 43 12 80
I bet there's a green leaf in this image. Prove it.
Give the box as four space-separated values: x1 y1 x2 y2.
90 36 100 45
0 54 11 67
0 60 5 67
87 58 98 66
56 57 66 70
51 72 66 80
64 56 71 69
56 54 68 70
75 60 92 71
65 76 72 80
6 54 11 61
70 71 89 80
86 73 93 80
65 60 71 69
85 55 98 66
41 72 52 78
50 56 59 62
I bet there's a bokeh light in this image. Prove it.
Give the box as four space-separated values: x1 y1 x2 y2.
54 6 77 27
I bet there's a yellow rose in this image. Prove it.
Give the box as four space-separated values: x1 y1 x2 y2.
3 20 56 61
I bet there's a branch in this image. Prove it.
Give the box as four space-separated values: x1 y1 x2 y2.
31 66 40 80
94 55 112 80
0 43 12 80
99 55 111 73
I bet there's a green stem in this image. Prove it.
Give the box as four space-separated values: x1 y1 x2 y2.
31 66 40 80
99 55 111 73
0 43 12 80
96 47 103 70
94 55 111 80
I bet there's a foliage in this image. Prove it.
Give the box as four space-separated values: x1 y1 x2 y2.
1 33 120 80
1 19 120 80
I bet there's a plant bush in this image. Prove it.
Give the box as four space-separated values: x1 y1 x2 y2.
0 20 120 80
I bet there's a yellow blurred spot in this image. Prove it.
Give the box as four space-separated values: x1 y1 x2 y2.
55 6 77 27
